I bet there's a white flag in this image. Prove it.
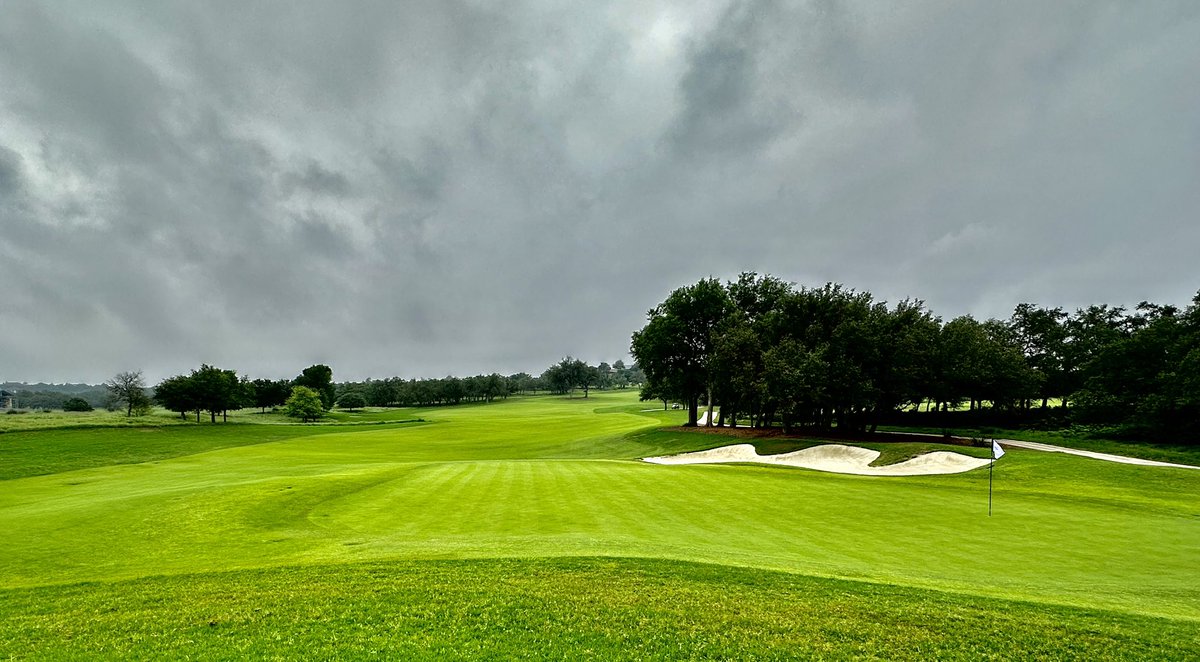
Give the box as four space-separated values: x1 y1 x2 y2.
992 440 1005 459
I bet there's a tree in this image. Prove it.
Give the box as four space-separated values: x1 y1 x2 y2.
251 378 292 412
155 374 199 420
190 364 244 423
864 299 940 431
364 378 398 407
710 319 765 427
555 357 598 398
542 363 572 395
62 397 93 412
631 278 732 426
595 362 613 390
1010 303 1068 409
338 392 366 411
294 364 336 410
284 386 325 422
105 371 150 417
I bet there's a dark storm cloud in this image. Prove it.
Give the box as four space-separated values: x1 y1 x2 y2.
0 146 22 196
2 0 1198 384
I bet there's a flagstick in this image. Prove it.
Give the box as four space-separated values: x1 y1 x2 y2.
988 452 994 517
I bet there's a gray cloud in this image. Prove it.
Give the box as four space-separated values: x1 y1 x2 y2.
1 0 1198 384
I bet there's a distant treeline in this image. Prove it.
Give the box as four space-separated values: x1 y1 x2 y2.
2 383 109 410
335 359 645 407
632 273 1200 441
14 357 645 419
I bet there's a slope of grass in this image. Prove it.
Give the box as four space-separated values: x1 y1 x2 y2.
4 558 1195 660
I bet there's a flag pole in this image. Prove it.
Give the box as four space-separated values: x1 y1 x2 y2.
988 446 994 517
988 438 1004 517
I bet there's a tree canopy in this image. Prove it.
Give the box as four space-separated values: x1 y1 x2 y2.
294 365 336 410
284 386 325 422
632 274 1200 441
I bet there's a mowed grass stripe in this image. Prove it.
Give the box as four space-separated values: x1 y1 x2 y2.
3 447 1198 618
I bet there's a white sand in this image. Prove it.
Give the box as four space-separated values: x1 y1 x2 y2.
643 443 992 476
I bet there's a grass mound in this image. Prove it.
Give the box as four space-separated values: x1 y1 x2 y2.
3 558 1195 660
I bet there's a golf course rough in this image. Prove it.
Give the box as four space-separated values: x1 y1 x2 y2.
2 390 1198 658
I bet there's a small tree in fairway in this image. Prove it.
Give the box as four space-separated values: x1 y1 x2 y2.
285 386 325 422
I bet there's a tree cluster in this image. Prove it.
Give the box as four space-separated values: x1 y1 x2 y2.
540 358 643 396
1067 300 1200 438
337 360 643 408
152 364 334 422
631 274 1200 440
342 374 515 407
154 365 253 422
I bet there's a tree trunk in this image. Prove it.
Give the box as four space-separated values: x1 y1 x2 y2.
195 409 200 423
687 396 699 426
705 387 714 427
210 410 216 423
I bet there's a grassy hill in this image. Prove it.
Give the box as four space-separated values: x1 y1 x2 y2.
2 391 1197 658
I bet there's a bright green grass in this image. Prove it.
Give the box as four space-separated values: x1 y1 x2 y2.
0 419 430 481
3 558 1195 660
2 390 1198 657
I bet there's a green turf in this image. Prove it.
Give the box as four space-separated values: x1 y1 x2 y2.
2 390 1197 657
0 421 429 480
3 558 1195 660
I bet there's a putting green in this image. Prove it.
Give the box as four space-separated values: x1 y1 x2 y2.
2 391 1198 625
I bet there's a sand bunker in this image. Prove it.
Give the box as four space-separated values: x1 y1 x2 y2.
643 443 991 476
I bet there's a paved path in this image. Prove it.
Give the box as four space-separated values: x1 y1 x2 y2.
992 438 1200 470
888 430 1198 469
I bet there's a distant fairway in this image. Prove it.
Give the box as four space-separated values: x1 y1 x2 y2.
2 391 1198 658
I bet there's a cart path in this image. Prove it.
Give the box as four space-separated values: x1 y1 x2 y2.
887 431 1199 469
994 438 1199 469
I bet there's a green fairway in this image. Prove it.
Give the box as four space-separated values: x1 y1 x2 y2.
2 390 1197 656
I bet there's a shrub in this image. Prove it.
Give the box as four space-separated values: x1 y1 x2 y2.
63 397 94 412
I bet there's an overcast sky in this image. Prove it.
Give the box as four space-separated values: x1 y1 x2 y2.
2 1 1198 384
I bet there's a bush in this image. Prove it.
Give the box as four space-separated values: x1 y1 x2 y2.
62 397 94 412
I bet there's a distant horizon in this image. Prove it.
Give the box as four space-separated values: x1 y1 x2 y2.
7 282 1198 386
